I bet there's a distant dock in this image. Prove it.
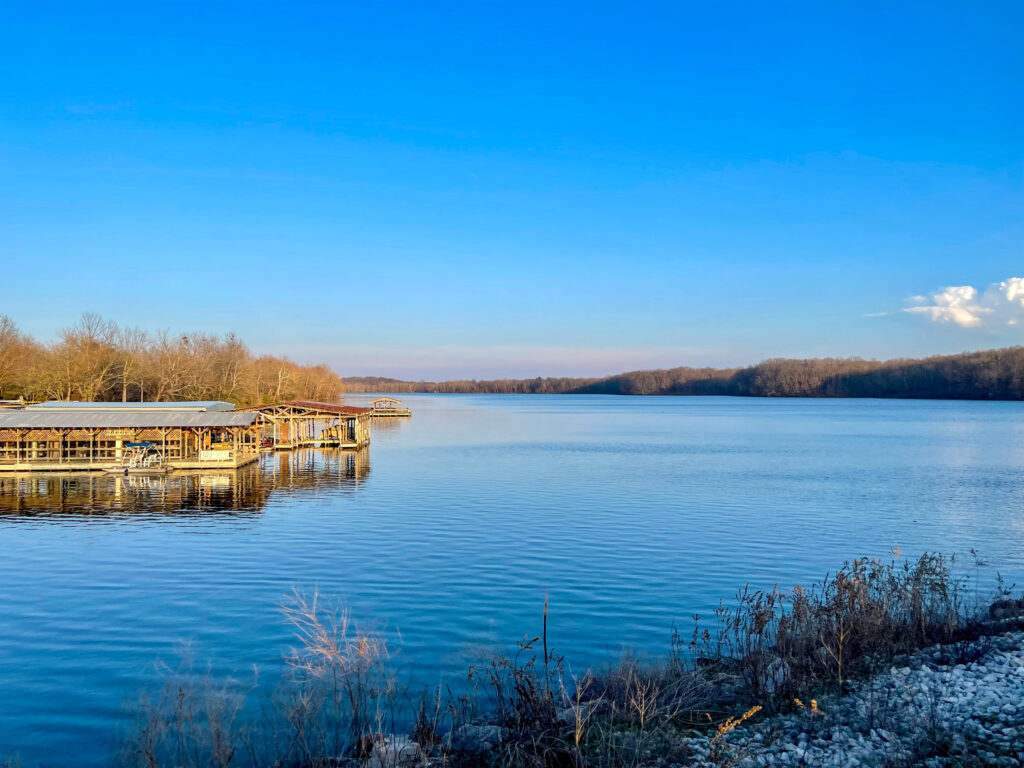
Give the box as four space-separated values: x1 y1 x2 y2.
367 397 412 418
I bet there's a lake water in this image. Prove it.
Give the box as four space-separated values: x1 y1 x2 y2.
1 395 1023 765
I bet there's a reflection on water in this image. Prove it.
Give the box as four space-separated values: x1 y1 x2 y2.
3 395 1024 767
0 447 370 518
366 416 410 434
268 446 371 497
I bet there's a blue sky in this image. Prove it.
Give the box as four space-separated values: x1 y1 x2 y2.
1 2 1021 378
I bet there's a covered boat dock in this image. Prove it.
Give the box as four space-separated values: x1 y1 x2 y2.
236 401 371 449
0 403 260 472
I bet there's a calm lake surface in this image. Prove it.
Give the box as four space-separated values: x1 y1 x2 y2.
1 395 1023 764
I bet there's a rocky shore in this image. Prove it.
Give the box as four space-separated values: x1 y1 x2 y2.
116 559 1022 768
684 631 1024 767
364 630 1024 768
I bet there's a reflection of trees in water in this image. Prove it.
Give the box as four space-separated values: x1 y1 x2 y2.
0 447 369 517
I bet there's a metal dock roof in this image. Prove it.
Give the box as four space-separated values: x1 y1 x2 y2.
29 401 236 412
0 410 256 429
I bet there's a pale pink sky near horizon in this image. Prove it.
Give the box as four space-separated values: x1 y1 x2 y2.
261 330 1024 381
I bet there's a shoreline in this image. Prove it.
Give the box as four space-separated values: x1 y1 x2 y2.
106 555 1023 768
366 628 1024 768
342 346 1024 399
346 391 1024 402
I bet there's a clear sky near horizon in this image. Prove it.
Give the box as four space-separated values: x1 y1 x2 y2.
1 2 1022 379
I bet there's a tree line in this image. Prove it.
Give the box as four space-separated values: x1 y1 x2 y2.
7 313 1024 403
0 314 344 405
344 347 1024 400
342 375 597 394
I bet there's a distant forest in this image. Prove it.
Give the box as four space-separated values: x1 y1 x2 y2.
344 347 1024 400
0 314 344 406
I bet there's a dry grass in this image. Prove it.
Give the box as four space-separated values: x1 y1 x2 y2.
117 553 1019 768
121 590 396 768
691 552 1006 710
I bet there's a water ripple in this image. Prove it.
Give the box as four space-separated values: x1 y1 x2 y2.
0 395 1023 764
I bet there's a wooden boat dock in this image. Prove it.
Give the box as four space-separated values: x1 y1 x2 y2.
0 402 261 472
236 401 371 450
0 400 373 473
368 397 412 417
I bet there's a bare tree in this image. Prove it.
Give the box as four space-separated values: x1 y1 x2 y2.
0 315 36 399
50 313 121 401
117 326 150 402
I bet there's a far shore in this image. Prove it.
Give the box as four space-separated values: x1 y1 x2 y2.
342 345 1024 400
346 389 1024 402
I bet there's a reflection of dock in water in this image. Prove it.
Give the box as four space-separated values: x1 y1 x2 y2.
0 464 270 516
366 416 407 435
0 446 370 517
267 447 370 492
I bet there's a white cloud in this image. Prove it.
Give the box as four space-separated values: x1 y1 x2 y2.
900 278 1024 329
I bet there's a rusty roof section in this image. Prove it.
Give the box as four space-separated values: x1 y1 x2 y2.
235 401 372 415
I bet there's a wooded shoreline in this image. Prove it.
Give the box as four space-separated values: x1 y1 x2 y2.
344 346 1024 400
6 313 1024 404
0 315 344 406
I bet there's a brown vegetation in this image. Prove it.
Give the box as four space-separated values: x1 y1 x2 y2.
10 312 1023 404
117 553 1019 768
342 376 598 395
0 314 343 406
692 553 993 704
344 347 1024 400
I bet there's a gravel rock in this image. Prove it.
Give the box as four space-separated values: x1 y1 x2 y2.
366 736 422 768
447 724 507 754
683 631 1024 768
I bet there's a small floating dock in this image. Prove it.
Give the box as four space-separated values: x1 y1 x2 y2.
368 397 412 418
